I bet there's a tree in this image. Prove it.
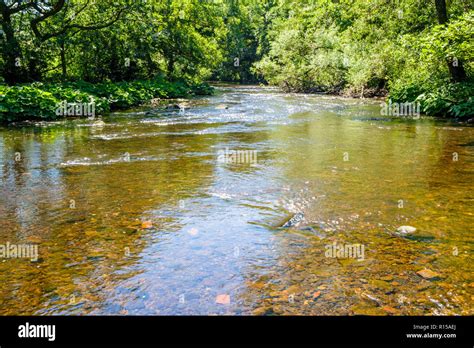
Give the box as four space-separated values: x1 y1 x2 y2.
434 0 467 82
0 0 127 84
0 0 31 83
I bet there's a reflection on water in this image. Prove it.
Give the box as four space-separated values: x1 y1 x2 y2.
0 86 472 315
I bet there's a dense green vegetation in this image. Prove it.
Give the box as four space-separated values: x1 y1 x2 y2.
253 0 473 117
0 79 212 122
1 0 473 120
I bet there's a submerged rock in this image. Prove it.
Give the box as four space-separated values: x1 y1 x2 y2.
280 213 304 228
404 234 436 242
380 275 394 282
215 104 229 110
381 306 398 315
92 120 106 127
362 292 382 306
141 221 153 229
397 225 417 234
298 226 326 239
253 306 271 315
416 269 441 280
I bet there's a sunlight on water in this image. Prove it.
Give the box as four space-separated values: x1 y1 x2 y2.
0 86 472 315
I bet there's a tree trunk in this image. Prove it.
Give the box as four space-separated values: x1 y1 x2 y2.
145 50 157 77
60 40 67 80
1 12 24 84
167 55 175 78
434 0 448 24
434 0 467 82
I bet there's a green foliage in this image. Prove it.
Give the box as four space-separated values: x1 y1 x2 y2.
211 0 276 83
254 25 345 92
0 85 58 122
253 0 473 116
387 12 474 117
0 0 226 84
1 0 472 119
0 79 213 123
41 83 111 114
189 82 214 96
416 83 474 118
419 12 474 66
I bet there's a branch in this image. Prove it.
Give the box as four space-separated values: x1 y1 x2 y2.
32 5 126 42
4 0 35 14
30 0 66 39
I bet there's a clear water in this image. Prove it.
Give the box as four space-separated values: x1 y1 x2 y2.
0 85 472 315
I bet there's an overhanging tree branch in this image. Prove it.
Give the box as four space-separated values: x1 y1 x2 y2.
4 0 35 14
31 5 126 42
30 0 66 39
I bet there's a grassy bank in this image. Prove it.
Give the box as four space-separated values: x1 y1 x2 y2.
0 79 214 123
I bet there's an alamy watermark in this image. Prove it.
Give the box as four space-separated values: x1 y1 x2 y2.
56 100 95 118
381 99 420 118
0 242 38 261
325 242 365 261
217 147 257 165
18 322 55 341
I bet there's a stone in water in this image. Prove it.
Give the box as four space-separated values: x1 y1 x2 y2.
397 225 417 234
216 294 230 305
141 221 153 229
417 269 441 280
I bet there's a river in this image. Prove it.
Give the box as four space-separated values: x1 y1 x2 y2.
0 85 472 315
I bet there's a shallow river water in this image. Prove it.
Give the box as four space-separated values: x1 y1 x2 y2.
0 85 472 315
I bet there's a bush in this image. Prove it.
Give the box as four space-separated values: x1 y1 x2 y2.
416 82 474 118
0 86 58 122
0 79 214 123
387 12 474 118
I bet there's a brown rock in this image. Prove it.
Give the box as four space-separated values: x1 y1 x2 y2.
252 307 268 315
250 282 266 290
283 285 300 295
313 291 321 300
416 269 441 280
382 306 398 314
381 275 394 282
141 221 153 229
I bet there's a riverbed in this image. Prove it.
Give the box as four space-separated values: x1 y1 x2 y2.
0 85 472 315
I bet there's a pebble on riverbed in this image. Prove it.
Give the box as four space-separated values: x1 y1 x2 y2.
396 225 417 234
141 221 153 229
215 294 231 305
92 120 106 127
416 269 442 280
215 104 229 110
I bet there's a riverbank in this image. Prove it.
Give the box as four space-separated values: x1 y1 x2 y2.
0 79 214 123
2 79 472 124
212 80 473 120
270 81 474 119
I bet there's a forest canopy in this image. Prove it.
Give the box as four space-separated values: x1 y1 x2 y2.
0 0 473 118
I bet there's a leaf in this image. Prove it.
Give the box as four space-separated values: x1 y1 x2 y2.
141 221 153 229
215 294 231 305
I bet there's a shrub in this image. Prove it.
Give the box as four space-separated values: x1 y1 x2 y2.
0 79 214 123
0 86 58 122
